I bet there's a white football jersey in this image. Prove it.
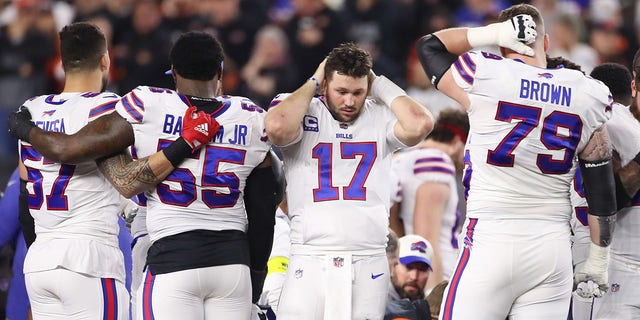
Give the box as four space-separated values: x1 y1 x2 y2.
392 148 461 279
570 102 640 264
607 103 640 166
270 208 291 259
271 94 406 254
19 92 124 281
569 166 591 266
571 173 640 267
452 51 612 220
612 200 640 264
115 87 271 243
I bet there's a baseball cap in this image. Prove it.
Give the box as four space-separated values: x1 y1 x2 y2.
398 234 434 270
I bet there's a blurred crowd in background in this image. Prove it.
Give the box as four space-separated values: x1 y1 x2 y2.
0 0 637 314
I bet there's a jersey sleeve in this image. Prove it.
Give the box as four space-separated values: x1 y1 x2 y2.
608 103 640 166
413 155 456 184
88 92 120 122
450 51 480 91
586 79 614 123
115 86 149 124
268 93 304 147
376 100 409 151
247 98 272 150
267 93 289 110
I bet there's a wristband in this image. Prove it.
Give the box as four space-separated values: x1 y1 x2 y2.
467 24 499 48
586 242 610 266
371 75 407 107
308 77 321 96
267 256 289 276
162 137 193 167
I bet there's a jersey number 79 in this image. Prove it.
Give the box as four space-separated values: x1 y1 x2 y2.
487 101 582 174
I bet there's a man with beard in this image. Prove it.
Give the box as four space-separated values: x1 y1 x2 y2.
384 234 433 320
264 43 434 320
391 235 434 300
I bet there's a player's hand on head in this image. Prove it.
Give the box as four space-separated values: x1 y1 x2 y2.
312 57 328 83
468 14 536 56
181 106 221 149
511 15 537 44
501 14 537 56
367 70 377 96
8 105 36 142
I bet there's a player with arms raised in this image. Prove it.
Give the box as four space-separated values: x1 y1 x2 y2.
416 4 616 319
265 43 434 319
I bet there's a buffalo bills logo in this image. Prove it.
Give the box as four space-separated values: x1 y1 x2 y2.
411 241 427 253
537 73 553 79
295 269 303 279
43 110 56 116
339 123 348 129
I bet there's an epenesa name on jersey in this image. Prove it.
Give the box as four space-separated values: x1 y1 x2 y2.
36 118 66 133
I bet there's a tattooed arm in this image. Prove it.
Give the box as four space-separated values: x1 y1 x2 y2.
95 106 220 198
574 125 616 297
27 112 134 164
615 154 640 200
96 151 175 199
578 125 616 247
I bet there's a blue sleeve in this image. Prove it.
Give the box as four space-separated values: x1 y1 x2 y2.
118 217 133 293
0 169 21 246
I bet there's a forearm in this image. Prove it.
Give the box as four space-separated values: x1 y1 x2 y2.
391 96 434 146
426 249 444 291
98 105 219 197
29 129 125 164
264 81 315 146
27 113 134 164
616 156 640 197
370 75 434 145
587 214 616 247
97 151 175 198
414 215 444 289
388 202 405 237
579 126 616 246
432 28 473 56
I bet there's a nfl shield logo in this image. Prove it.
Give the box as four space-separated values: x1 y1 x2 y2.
611 283 620 292
339 123 348 129
295 269 303 279
333 257 344 268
